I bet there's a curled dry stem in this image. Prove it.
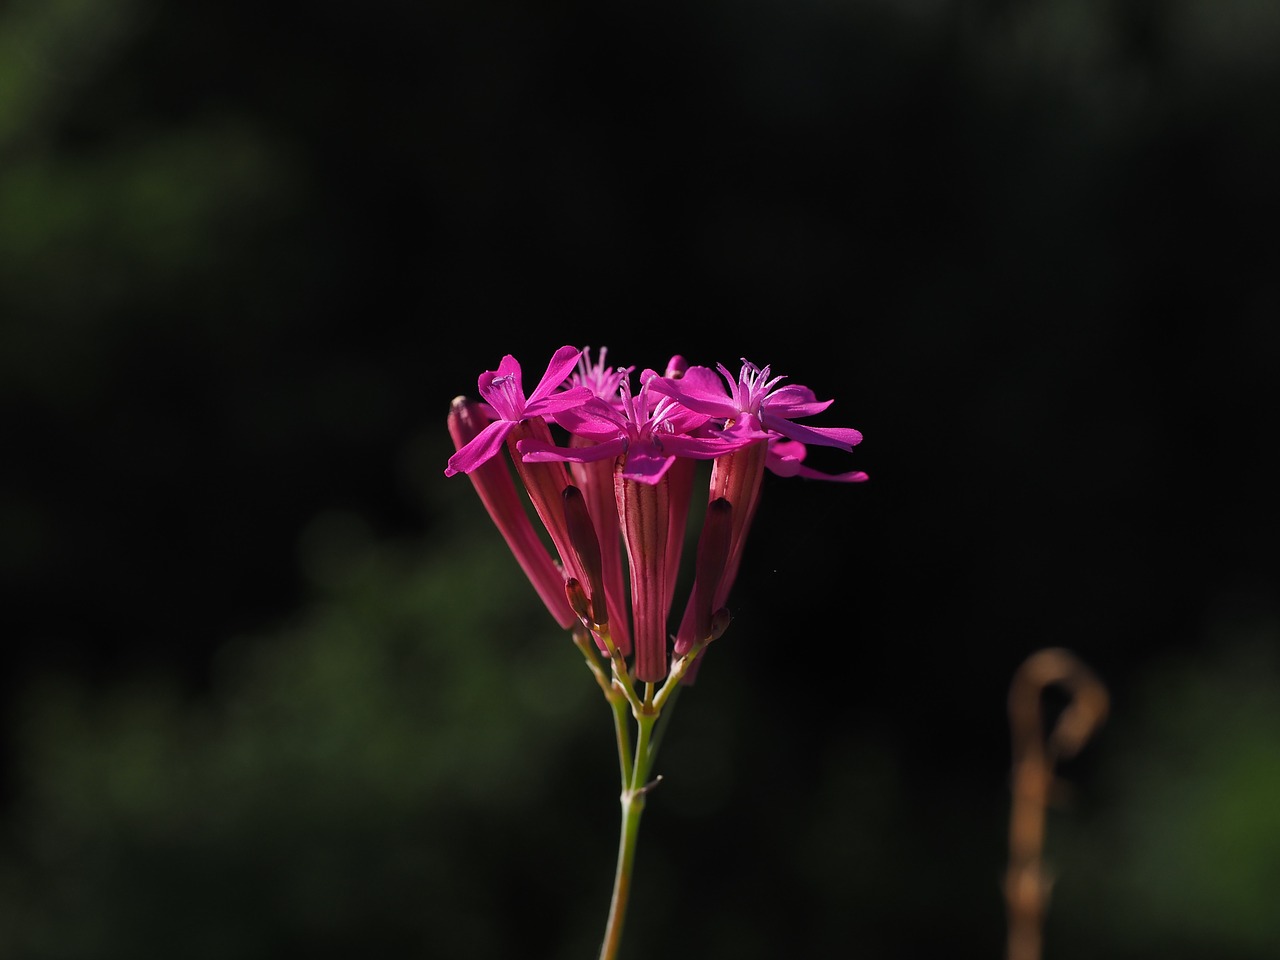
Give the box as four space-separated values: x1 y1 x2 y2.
1004 647 1109 960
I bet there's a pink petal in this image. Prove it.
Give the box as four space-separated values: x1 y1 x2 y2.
767 383 819 404
518 436 627 464
527 345 583 404
445 418 515 476
618 447 676 483
648 365 735 418
767 438 867 481
661 433 756 460
478 368 522 420
803 466 868 482
763 414 862 451
767 454 868 482
533 384 596 418
554 397 627 440
767 384 833 417
492 355 523 390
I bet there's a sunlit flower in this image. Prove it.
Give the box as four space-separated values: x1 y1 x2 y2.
447 346 866 681
568 346 634 406
519 374 744 484
444 345 591 477
648 359 863 452
445 342 871 960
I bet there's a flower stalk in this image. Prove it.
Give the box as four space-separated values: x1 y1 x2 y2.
591 630 716 960
445 345 866 960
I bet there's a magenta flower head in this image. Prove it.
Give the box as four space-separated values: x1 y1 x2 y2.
444 344 869 960
520 373 746 484
444 345 592 477
661 359 866 678
648 358 863 452
518 371 747 680
447 346 865 683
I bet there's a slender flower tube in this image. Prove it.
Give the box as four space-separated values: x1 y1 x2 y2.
506 417 586 588
563 485 608 628
615 463 670 683
521 370 746 679
674 496 734 659
673 438 770 668
707 438 770 610
447 397 576 629
569 437 632 656
562 347 635 653
662 456 696 618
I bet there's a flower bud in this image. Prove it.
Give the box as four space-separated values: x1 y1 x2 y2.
569 434 631 656
675 497 733 657
709 607 732 642
448 397 576 628
565 577 592 624
563 485 608 626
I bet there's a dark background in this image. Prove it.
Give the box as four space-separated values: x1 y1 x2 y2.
2 1 1278 958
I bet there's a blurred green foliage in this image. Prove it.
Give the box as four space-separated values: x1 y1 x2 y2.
0 479 610 959
1054 636 1280 959
1 475 1277 959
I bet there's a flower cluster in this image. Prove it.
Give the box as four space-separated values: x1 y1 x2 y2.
446 345 866 683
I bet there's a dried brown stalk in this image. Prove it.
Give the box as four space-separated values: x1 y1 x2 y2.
1005 648 1109 960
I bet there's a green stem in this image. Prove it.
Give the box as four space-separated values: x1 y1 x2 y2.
586 634 706 960
598 709 659 960
646 681 682 764
610 692 633 791
598 786 646 960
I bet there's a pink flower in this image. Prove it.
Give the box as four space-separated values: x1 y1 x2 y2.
519 373 746 484
648 359 863 452
445 344 868 688
444 345 592 477
567 346 634 406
